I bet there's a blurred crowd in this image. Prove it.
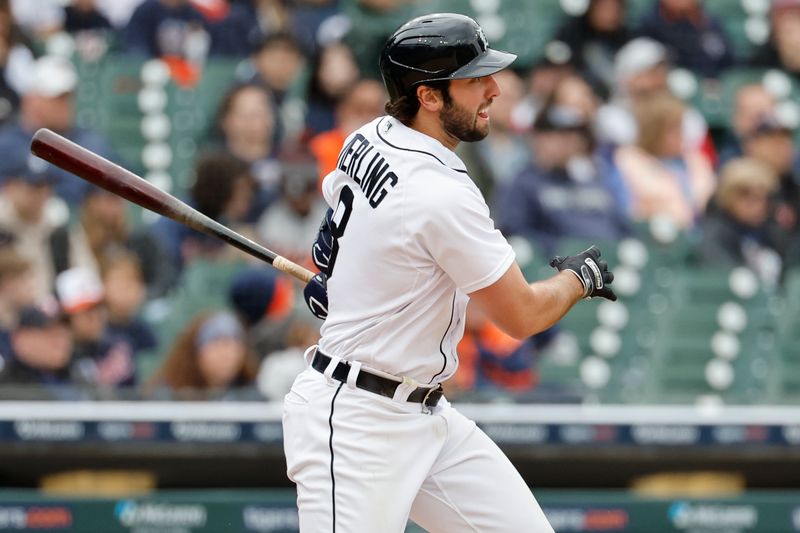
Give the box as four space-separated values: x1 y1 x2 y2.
0 0 797 403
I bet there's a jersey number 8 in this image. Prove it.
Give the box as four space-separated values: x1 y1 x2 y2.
327 186 354 277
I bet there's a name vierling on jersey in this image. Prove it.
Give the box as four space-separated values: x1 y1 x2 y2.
336 133 398 209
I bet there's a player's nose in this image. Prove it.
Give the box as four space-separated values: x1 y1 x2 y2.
484 74 501 99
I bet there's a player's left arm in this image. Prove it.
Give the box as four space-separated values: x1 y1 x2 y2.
469 246 615 340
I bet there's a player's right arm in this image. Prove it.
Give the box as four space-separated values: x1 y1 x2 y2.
469 246 615 340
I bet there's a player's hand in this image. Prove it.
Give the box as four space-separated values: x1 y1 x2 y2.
311 208 334 275
304 272 329 319
550 245 617 301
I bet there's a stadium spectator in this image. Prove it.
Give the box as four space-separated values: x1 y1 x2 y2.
63 0 113 33
458 69 530 200
636 0 734 77
549 74 601 122
249 0 292 36
197 0 259 57
56 267 137 387
552 0 633 95
0 299 76 397
0 246 35 356
740 114 800 236
215 83 281 214
518 47 575 125
50 184 175 298
248 31 305 103
309 77 386 182
449 304 539 399
697 158 784 287
717 84 777 167
0 55 117 205
254 306 320 400
613 92 716 229
498 105 630 257
0 154 62 300
595 37 713 170
750 0 800 76
228 265 295 358
155 151 257 271
123 0 207 58
123 0 209 86
100 250 159 359
256 149 328 269
304 40 361 136
148 310 261 400
0 0 34 125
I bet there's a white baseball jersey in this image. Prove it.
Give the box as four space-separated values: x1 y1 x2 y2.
285 115 554 533
318 115 515 384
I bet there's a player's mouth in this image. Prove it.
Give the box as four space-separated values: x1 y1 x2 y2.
477 107 490 120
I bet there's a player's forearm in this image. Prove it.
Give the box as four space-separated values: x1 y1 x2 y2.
521 271 584 336
470 265 584 340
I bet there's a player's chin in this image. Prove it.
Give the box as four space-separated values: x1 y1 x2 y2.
473 119 490 138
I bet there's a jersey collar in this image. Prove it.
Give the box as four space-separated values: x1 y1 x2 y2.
375 116 469 174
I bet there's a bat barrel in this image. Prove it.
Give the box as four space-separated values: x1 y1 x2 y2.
30 128 315 283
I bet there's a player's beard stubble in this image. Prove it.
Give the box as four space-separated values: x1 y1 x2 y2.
440 97 490 143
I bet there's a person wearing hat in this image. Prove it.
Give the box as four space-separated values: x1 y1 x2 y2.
0 151 61 300
0 300 75 393
741 113 800 237
147 310 261 400
228 265 295 357
0 54 117 205
55 267 137 387
497 103 630 257
717 84 778 168
595 37 712 164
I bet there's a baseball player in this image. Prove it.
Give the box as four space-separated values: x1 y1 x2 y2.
284 13 616 533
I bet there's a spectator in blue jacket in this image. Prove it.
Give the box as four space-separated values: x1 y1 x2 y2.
122 0 207 59
0 55 117 206
637 0 734 78
497 105 630 257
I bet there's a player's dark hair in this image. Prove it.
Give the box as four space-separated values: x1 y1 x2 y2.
385 80 451 125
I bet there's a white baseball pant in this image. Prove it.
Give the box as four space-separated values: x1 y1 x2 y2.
282 367 554 532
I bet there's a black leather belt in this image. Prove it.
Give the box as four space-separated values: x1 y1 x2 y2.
312 351 443 408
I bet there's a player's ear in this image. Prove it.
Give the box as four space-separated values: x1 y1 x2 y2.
416 84 443 112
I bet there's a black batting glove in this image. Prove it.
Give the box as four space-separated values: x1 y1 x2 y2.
311 208 334 276
304 272 329 320
550 245 617 301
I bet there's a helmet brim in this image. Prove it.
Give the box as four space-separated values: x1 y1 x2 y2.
449 48 517 80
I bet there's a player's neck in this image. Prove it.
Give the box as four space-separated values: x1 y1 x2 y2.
409 113 459 152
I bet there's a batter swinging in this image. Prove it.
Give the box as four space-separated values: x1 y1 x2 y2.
284 13 617 533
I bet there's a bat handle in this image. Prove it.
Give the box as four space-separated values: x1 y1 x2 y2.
273 256 316 283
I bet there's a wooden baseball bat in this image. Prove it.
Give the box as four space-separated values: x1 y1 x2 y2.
30 128 315 283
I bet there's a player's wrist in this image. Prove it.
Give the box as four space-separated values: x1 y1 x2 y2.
559 270 587 300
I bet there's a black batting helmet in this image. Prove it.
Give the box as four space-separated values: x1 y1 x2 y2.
379 13 517 102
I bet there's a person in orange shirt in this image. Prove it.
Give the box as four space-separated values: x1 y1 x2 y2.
309 78 387 187
450 305 540 397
